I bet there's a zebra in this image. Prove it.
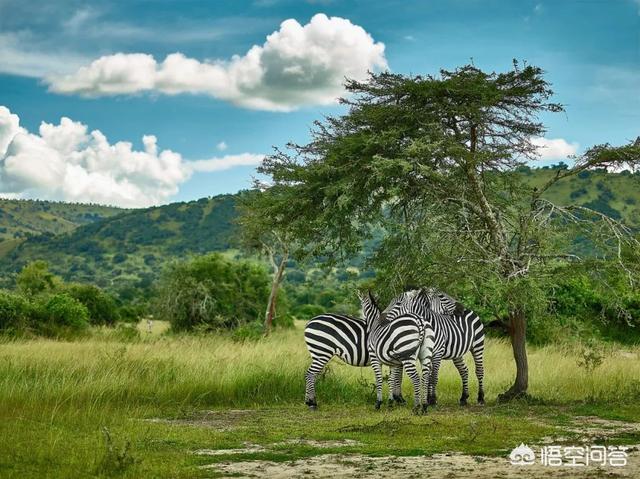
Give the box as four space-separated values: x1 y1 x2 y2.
382 288 485 406
303 311 405 410
359 290 435 414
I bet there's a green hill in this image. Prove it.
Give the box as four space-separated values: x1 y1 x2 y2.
0 195 239 298
519 166 640 225
0 198 124 240
0 167 637 302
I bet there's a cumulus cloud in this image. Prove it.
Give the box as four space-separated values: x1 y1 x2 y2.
0 106 263 207
46 14 387 111
531 136 579 161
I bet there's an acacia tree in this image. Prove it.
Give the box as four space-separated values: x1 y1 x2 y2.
237 190 291 335
254 63 640 399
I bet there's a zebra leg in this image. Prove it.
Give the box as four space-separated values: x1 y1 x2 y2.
420 356 432 414
419 331 435 414
371 356 384 410
402 360 422 414
428 356 442 406
389 366 406 406
452 357 470 406
472 344 485 405
304 354 331 410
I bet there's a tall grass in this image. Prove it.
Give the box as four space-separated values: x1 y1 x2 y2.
1 321 639 411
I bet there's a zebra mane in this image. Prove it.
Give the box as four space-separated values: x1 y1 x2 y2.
367 290 380 313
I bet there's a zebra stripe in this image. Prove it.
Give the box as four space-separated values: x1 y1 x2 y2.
383 288 486 406
361 291 434 414
304 309 404 409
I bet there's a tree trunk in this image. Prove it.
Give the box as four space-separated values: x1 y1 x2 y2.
264 250 288 335
498 309 529 402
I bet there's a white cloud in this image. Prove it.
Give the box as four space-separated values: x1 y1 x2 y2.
188 153 264 173
216 141 228 151
0 106 264 207
0 32 90 78
531 137 579 161
46 14 387 111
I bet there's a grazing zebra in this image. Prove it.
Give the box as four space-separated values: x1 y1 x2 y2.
359 290 435 414
382 288 485 406
303 312 404 410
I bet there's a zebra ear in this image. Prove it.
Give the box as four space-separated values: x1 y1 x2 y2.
367 290 379 309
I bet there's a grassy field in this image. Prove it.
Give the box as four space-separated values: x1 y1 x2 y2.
1 322 640 478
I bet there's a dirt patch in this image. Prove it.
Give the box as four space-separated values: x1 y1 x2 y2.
194 439 362 456
568 417 640 437
541 416 640 444
205 448 640 478
194 443 268 456
275 438 361 448
143 409 254 431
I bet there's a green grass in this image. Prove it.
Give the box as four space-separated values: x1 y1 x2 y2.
1 322 640 477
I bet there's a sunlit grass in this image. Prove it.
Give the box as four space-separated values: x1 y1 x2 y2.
1 321 639 477
1 321 639 411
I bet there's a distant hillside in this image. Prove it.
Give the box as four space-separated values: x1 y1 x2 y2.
0 167 637 300
0 195 239 297
520 166 640 225
0 198 124 256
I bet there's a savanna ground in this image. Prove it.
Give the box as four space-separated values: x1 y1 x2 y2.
1 321 640 478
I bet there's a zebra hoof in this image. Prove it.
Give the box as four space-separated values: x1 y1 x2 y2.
478 393 485 405
460 394 469 406
394 395 407 405
375 400 382 410
427 395 437 406
308 404 318 411
412 405 423 415
421 404 429 414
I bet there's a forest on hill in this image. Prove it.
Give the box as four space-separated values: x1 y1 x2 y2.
0 165 638 339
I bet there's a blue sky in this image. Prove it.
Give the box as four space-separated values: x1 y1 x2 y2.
0 0 638 207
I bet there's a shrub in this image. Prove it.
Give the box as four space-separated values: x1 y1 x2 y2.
231 321 265 341
112 253 127 264
33 293 89 333
16 260 58 296
154 253 271 331
65 283 120 325
291 303 326 319
117 304 146 323
0 290 31 333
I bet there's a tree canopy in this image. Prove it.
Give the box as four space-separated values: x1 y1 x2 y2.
253 63 640 399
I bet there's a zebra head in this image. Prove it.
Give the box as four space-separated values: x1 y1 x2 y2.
380 289 422 323
357 289 381 330
418 287 463 315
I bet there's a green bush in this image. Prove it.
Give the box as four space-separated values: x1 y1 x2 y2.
16 260 58 296
117 304 146 323
291 303 326 319
0 290 31 333
65 283 120 325
154 253 271 331
231 321 265 342
549 272 640 343
33 293 90 333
